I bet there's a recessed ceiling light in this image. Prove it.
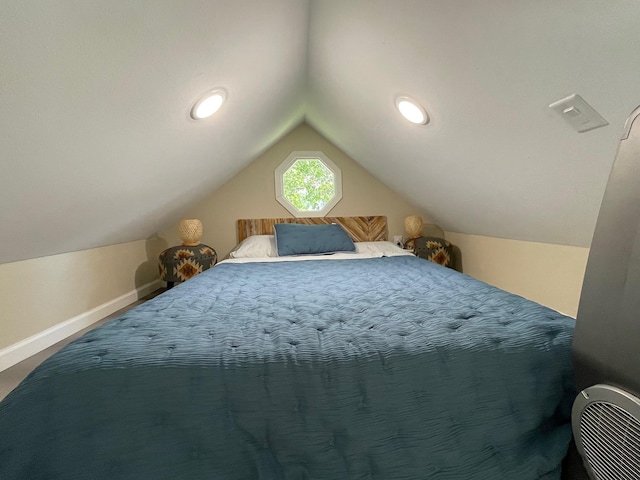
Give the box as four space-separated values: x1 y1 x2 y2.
395 96 429 125
190 88 226 120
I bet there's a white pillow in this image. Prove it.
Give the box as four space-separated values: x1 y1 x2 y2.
229 235 277 258
355 241 413 257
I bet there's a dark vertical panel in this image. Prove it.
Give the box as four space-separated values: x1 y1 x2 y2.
574 106 640 394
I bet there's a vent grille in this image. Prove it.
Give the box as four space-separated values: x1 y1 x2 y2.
578 399 640 479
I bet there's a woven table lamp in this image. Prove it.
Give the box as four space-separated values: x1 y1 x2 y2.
404 215 424 250
178 219 203 246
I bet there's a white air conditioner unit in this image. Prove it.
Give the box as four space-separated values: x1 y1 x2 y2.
572 384 640 480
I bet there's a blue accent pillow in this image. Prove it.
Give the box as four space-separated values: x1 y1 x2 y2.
274 223 356 256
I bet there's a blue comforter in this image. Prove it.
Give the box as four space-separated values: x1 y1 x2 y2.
0 256 575 479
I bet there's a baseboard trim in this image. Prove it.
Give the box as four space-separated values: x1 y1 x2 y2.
0 280 163 372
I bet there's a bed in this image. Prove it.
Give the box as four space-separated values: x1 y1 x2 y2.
0 216 575 479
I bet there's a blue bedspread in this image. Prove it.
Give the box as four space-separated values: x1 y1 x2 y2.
0 256 575 479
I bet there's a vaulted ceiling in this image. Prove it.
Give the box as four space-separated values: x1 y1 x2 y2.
2 0 640 264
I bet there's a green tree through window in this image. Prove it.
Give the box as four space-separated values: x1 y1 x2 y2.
275 151 342 217
283 159 335 211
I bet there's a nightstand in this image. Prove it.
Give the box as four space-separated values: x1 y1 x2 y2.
158 244 217 288
413 236 454 269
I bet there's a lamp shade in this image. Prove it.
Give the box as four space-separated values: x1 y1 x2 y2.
404 215 423 239
178 219 203 246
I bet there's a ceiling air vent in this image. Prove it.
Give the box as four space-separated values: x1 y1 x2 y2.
572 384 640 480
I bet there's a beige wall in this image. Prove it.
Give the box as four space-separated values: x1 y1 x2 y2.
0 238 164 350
445 232 589 317
161 122 431 258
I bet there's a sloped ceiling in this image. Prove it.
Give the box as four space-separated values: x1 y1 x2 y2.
2 0 640 264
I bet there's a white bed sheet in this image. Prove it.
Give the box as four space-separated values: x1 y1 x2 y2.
221 241 414 264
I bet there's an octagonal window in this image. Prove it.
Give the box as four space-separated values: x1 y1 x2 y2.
275 151 342 217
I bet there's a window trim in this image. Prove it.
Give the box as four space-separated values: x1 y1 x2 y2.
275 151 342 218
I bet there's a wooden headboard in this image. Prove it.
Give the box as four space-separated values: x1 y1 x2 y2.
237 216 387 243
